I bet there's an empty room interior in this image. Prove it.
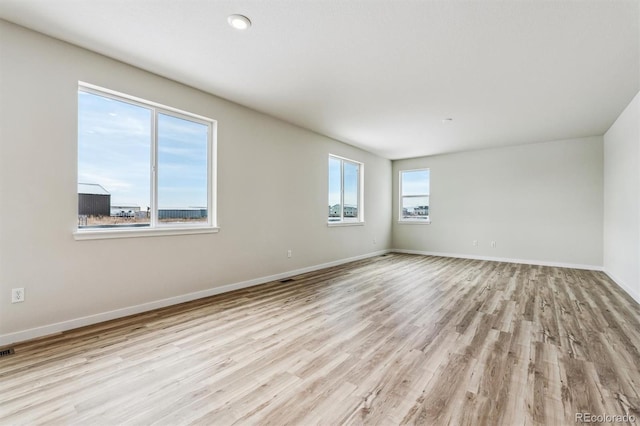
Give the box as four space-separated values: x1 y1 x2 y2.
1 1 639 424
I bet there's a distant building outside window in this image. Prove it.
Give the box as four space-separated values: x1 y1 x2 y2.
400 169 430 223
328 155 363 224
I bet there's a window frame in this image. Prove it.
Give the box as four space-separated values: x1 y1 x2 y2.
74 82 218 240
328 154 364 226
399 168 430 224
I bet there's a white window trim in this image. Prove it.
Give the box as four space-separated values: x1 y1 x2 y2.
328 154 364 226
327 221 365 228
399 168 431 224
73 226 220 240
75 82 218 239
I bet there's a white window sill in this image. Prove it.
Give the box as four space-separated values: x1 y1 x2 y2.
327 221 365 227
398 220 431 225
74 226 220 240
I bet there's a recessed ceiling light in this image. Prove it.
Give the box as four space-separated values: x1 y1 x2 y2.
442 118 453 123
228 14 251 30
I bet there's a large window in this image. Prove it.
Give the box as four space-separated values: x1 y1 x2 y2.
328 155 363 224
77 83 216 236
400 169 430 223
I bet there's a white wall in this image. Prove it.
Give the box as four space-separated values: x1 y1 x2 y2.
0 21 392 344
604 91 640 303
392 137 604 268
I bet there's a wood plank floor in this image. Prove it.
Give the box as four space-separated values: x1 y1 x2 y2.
1 253 639 425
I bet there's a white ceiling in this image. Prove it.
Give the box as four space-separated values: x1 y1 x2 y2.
1 0 638 159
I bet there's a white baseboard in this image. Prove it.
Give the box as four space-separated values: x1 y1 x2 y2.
392 249 604 271
0 249 391 347
603 269 640 305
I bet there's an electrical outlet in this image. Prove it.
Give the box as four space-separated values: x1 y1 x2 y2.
473 240 478 246
373 238 377 245
11 288 25 303
491 241 496 248
287 249 292 258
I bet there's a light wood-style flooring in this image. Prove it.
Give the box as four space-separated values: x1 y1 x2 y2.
1 254 639 425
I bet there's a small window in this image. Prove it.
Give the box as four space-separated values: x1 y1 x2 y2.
328 155 363 224
77 83 216 235
400 169 430 223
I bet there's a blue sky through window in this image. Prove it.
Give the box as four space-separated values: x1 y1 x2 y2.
157 113 208 209
328 157 341 208
401 169 430 210
78 91 208 210
78 91 151 209
402 170 430 196
343 161 359 208
328 156 361 221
